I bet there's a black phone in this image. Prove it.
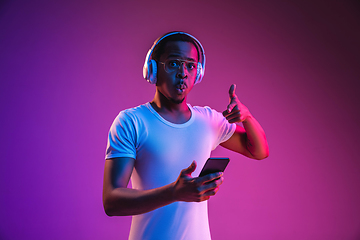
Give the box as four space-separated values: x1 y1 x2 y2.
198 157 230 177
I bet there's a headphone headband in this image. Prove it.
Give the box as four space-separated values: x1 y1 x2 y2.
143 31 206 84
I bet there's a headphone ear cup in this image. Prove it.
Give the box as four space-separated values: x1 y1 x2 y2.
195 62 203 84
147 59 157 84
144 59 156 84
143 49 151 81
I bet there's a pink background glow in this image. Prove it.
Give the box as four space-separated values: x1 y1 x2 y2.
1 1 360 239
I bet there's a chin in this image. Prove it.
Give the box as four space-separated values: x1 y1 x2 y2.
170 97 185 104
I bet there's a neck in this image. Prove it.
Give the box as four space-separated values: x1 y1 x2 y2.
151 89 188 112
150 90 191 124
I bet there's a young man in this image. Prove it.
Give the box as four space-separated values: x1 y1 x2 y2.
103 32 269 240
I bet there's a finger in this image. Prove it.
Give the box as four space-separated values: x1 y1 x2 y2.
205 176 224 187
197 172 223 184
200 177 224 195
225 111 242 121
225 107 240 116
223 100 240 115
198 196 210 202
181 161 197 176
227 101 241 114
203 186 220 197
227 102 237 113
205 189 220 199
226 114 241 122
222 107 240 118
229 84 236 99
228 117 242 123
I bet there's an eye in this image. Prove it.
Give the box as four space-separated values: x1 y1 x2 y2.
167 60 180 68
187 62 197 70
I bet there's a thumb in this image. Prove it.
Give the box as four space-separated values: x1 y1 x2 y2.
181 161 197 176
229 84 236 99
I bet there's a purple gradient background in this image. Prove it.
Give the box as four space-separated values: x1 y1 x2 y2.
1 1 360 239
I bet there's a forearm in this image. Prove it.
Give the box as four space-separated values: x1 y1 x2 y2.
103 160 224 216
103 183 176 216
242 115 269 159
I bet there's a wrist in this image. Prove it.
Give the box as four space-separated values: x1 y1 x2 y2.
242 113 253 123
168 182 177 202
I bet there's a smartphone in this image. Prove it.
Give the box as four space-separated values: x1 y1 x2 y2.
198 157 230 177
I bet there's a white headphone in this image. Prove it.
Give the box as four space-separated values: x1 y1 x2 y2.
143 31 206 85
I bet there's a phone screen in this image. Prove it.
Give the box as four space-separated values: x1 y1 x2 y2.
198 158 230 177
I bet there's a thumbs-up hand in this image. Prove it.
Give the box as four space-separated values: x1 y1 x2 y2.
222 84 251 123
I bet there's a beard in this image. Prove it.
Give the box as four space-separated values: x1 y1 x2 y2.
170 97 185 104
157 88 186 104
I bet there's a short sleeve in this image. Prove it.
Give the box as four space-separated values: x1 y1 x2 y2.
210 108 236 148
105 111 137 160
192 105 236 150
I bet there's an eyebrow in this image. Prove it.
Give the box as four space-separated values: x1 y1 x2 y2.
166 54 197 62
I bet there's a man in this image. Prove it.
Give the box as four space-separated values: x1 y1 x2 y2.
103 32 269 240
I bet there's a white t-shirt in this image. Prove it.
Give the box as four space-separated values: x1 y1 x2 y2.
105 102 236 240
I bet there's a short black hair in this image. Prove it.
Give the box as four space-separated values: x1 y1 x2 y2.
151 33 201 62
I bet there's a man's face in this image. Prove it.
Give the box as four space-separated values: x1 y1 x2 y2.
156 41 199 104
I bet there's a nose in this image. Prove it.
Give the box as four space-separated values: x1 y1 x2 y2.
176 62 187 79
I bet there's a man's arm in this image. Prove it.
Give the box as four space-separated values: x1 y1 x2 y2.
103 158 224 216
220 84 269 160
